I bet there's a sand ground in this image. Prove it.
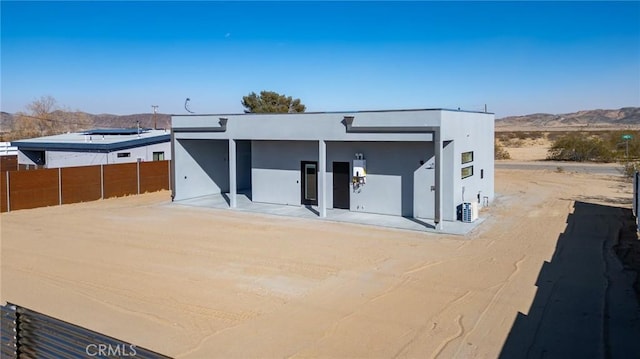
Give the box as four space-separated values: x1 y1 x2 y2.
1 168 639 358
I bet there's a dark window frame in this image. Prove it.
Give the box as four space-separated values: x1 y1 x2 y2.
117 152 131 158
461 151 474 164
462 165 474 179
153 152 165 161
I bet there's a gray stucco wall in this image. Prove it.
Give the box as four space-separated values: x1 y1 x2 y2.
171 109 494 221
441 111 495 219
45 151 108 168
251 141 318 206
173 110 439 142
18 142 171 168
251 140 434 217
326 141 434 217
105 142 171 165
174 139 229 201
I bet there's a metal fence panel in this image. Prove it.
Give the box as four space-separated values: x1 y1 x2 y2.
1 304 170 359
1 160 171 213
9 168 59 210
635 171 639 231
1 304 17 359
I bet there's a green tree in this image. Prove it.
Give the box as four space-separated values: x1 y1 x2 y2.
241 91 306 113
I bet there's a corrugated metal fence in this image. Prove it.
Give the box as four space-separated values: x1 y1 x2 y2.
1 303 170 358
1 304 17 358
1 160 170 212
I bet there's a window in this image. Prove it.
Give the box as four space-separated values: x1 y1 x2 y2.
461 151 474 164
462 165 473 179
481 169 484 179
153 152 165 161
117 152 131 158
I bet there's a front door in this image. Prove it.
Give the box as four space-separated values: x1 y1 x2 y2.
332 162 350 209
301 161 318 205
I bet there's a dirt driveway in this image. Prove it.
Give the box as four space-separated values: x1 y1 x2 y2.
1 168 638 358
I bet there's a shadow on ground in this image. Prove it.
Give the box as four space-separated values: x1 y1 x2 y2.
499 201 640 358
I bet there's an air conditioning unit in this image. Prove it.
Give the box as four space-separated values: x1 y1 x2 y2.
461 202 479 223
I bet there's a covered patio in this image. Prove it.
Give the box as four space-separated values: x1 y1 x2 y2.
171 192 484 236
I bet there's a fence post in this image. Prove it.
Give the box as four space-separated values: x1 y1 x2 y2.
6 171 10 212
100 165 104 199
137 160 140 195
167 160 171 191
58 168 62 205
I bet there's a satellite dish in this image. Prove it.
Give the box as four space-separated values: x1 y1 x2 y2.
184 98 194 114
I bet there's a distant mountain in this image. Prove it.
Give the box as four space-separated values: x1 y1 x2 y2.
0 112 16 133
4 107 639 139
89 113 172 130
496 107 640 129
0 112 171 132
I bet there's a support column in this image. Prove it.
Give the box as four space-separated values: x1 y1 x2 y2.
136 159 140 195
318 140 327 218
100 164 104 199
58 167 62 205
229 138 237 208
170 131 176 201
6 171 10 212
434 130 443 230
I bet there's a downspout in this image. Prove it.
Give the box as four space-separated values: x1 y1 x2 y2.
434 129 442 230
170 129 176 201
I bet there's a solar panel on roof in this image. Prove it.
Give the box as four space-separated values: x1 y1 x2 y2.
84 128 151 135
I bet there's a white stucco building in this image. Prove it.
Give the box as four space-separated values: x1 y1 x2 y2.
12 128 171 168
170 108 494 227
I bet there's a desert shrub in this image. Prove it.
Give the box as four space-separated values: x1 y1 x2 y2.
547 131 574 142
497 131 545 141
604 130 640 160
507 138 525 148
622 161 640 179
496 132 518 141
528 131 545 140
495 141 511 160
514 131 544 140
547 133 614 162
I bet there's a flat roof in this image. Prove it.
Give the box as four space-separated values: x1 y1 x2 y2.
171 108 495 117
84 128 154 135
12 129 170 153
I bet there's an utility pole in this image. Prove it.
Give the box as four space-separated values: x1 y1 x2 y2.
151 105 159 130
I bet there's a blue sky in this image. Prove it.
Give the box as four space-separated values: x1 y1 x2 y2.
1 1 639 118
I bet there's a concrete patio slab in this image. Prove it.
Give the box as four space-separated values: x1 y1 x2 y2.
171 192 484 236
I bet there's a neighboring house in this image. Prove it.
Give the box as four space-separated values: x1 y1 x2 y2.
12 128 171 168
171 109 494 227
0 142 18 172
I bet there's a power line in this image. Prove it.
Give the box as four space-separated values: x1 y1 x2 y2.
151 105 159 130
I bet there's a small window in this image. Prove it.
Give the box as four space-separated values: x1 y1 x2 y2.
461 151 474 164
153 152 165 161
481 169 484 179
462 165 473 179
117 152 131 158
